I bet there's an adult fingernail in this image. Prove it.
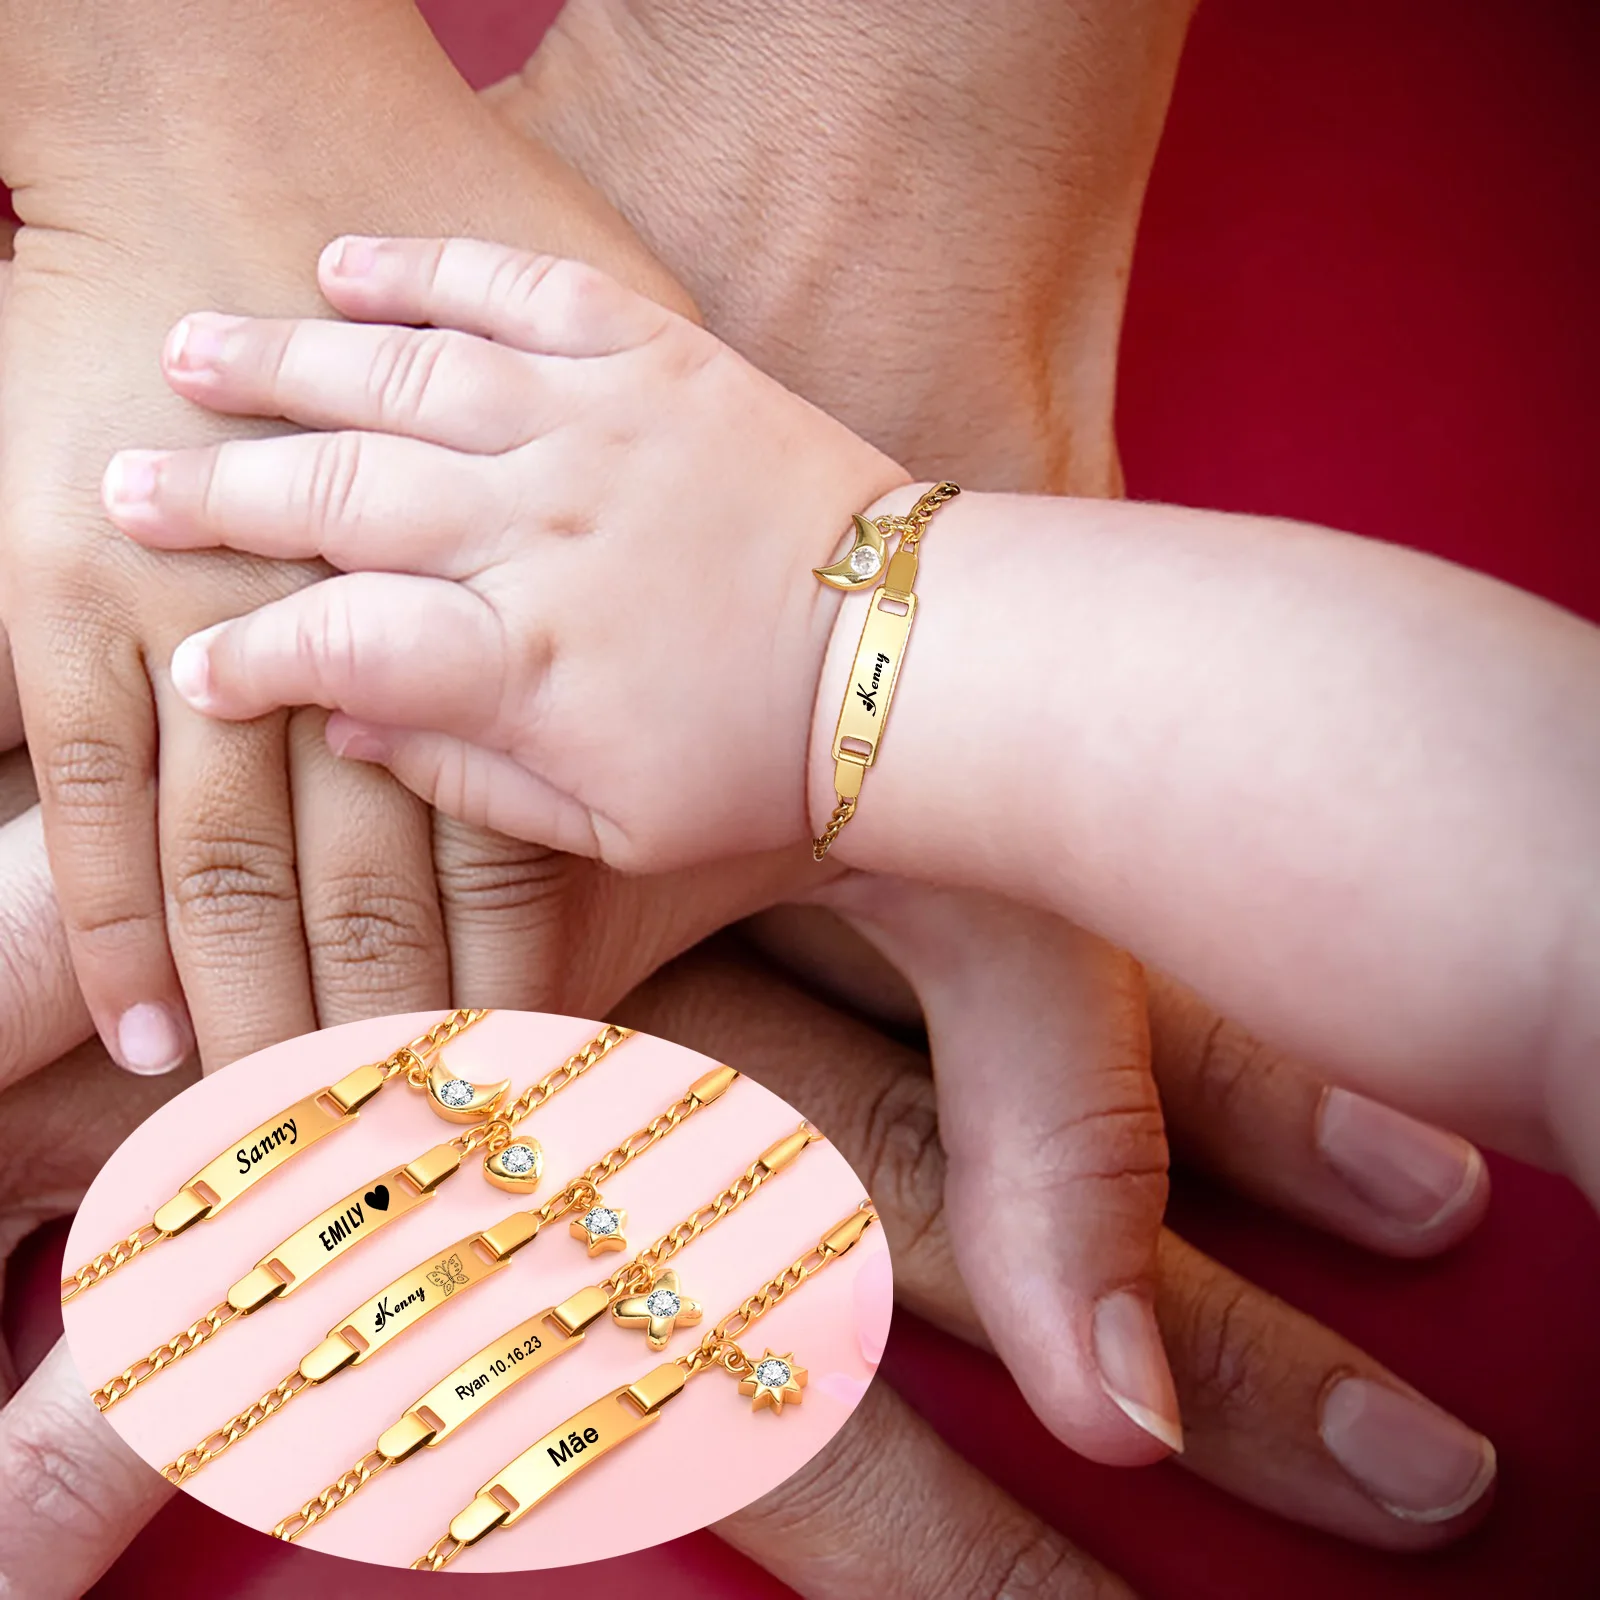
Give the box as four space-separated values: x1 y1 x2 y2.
116 1003 189 1076
1316 1087 1485 1228
322 236 379 279
1321 1376 1496 1522
102 451 164 514
165 312 241 374
169 629 219 710
1093 1289 1184 1454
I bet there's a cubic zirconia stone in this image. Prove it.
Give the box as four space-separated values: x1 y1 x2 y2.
437 1077 475 1108
645 1288 681 1319
755 1358 792 1388
583 1207 620 1236
499 1144 537 1175
849 545 882 579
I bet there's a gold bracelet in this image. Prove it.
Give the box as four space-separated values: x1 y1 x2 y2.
158 1063 739 1486
272 1122 819 1543
60 1009 494 1305
88 1024 637 1413
811 482 960 859
412 1201 878 1571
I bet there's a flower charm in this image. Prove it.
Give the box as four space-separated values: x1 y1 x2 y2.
611 1270 703 1349
739 1349 807 1414
424 1059 510 1124
570 1204 627 1255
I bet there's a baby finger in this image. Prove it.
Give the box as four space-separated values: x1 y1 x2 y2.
167 572 522 742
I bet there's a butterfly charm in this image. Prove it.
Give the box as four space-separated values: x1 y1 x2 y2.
426 1252 471 1298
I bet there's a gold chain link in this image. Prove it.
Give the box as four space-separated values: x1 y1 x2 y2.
92 1299 241 1413
273 1447 393 1542
413 1532 464 1571
391 1008 492 1082
810 798 857 862
604 1136 804 1299
60 1223 166 1305
872 479 961 554
452 1023 634 1156
162 1368 309 1484
680 1201 878 1381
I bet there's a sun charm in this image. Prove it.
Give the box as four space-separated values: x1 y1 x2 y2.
611 1270 703 1349
570 1204 628 1256
424 1060 510 1124
739 1350 807 1414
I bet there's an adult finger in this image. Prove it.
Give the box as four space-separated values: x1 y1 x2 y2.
327 718 598 857
157 311 564 452
830 879 1178 1465
0 1342 172 1599
287 708 451 1025
0 619 22 752
0 808 94 1098
619 942 1498 1546
0 744 38 822
150 676 316 1068
1148 970 1490 1258
105 430 513 577
8 598 192 1077
168 573 514 740
317 235 673 358
718 1379 1132 1600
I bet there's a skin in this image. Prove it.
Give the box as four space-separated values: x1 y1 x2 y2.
126 245 1600 1210
0 0 1508 1589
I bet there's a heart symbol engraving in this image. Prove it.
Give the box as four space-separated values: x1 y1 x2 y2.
364 1185 391 1212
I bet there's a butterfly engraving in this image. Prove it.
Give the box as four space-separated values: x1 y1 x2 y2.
427 1253 471 1298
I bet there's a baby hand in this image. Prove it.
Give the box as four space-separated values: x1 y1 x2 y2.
103 237 906 867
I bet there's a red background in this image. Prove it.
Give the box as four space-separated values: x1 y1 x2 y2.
6 1 1599 1594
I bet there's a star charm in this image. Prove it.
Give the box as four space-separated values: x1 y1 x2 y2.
610 1270 703 1349
569 1203 628 1256
739 1349 807 1414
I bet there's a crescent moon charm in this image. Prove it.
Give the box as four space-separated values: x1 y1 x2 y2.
425 1060 511 1124
483 1139 544 1192
813 514 887 591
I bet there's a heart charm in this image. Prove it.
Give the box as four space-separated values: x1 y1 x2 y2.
364 1184 391 1212
483 1140 544 1193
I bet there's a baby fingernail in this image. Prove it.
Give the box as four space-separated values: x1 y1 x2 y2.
1093 1289 1184 1454
103 451 164 513
169 630 218 710
327 720 390 763
116 1002 189 1076
1316 1086 1486 1228
1321 1376 1496 1522
323 236 379 279
165 312 241 374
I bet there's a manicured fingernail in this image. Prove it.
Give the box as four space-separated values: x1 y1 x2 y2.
327 720 390 763
1093 1289 1184 1454
165 312 241 374
1321 1376 1496 1522
1316 1087 1486 1228
116 1002 189 1076
322 236 379 279
169 629 220 710
102 450 165 514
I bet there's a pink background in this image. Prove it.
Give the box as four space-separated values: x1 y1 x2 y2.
60 1012 889 1572
5 0 1599 1595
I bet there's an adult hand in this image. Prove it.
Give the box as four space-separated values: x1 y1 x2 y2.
0 0 703 1076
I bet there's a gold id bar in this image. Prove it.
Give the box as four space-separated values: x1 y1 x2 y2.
449 1364 687 1546
299 1213 538 1383
377 1286 609 1462
227 1145 462 1315
830 554 919 789
151 1063 388 1237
